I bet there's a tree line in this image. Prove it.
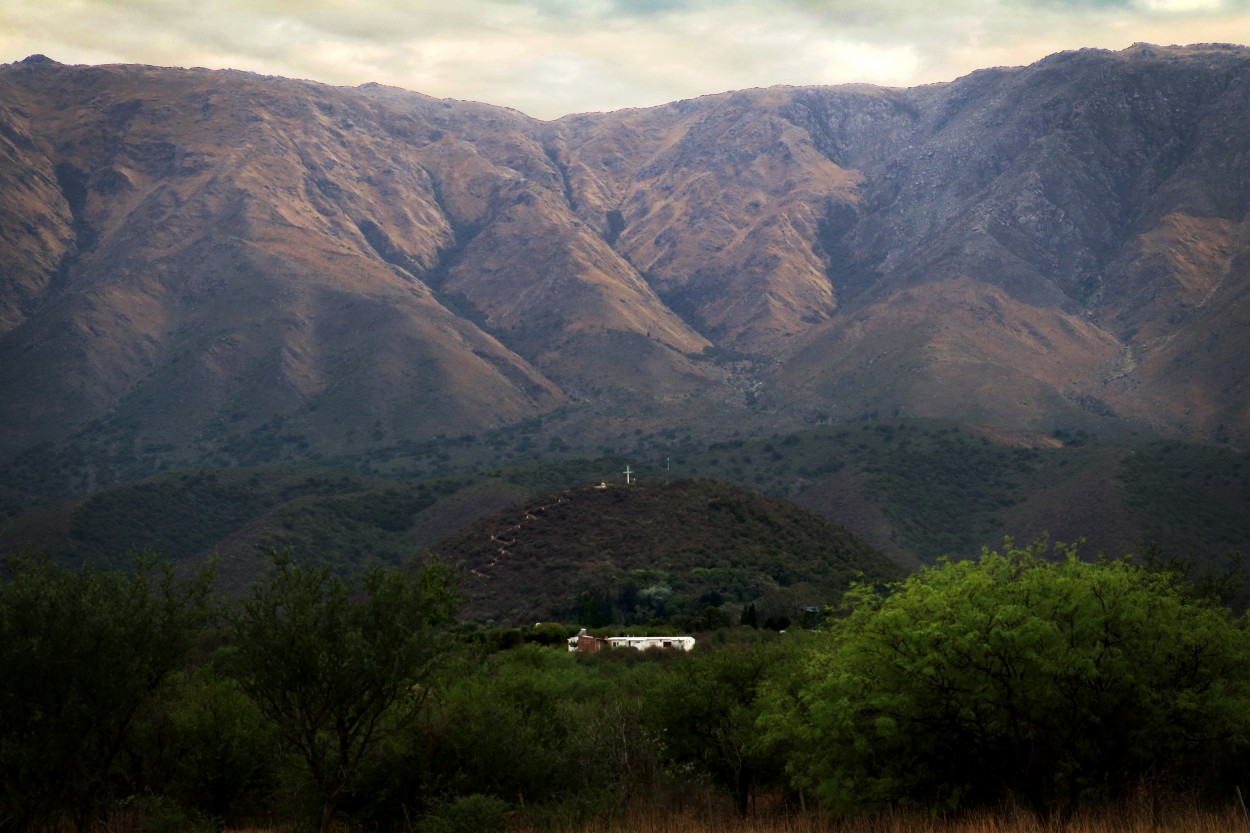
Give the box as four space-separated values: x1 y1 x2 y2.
4 539 1250 832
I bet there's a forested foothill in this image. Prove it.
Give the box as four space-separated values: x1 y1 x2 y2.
7 421 1250 599
5 536 1250 833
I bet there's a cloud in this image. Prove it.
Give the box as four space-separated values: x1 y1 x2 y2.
2 0 1249 119
1135 0 1226 11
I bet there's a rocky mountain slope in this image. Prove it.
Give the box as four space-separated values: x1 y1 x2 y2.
1 44 1248 500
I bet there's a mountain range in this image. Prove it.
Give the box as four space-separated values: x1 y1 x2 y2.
3 44 1249 476
2 44 1249 571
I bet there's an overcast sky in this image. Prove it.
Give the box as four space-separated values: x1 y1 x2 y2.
3 0 1249 120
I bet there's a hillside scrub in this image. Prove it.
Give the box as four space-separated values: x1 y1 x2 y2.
764 539 1250 820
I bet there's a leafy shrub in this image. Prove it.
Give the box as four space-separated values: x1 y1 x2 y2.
766 539 1250 819
419 794 509 833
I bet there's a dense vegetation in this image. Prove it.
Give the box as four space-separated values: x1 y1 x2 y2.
767 540 1250 820
4 540 1250 833
429 479 904 626
5 422 1249 601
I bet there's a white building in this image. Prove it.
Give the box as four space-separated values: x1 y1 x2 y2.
567 628 695 653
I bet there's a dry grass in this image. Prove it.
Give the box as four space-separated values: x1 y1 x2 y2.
209 808 1249 833
506 803 1250 833
170 792 1250 833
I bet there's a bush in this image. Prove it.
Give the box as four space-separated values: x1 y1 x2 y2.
418 794 509 833
765 539 1250 819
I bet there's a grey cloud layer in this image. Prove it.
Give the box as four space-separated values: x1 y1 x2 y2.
3 0 1249 118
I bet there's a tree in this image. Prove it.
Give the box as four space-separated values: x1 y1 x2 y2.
124 664 275 824
645 641 798 814
415 645 632 808
765 539 1250 819
229 553 456 833
0 554 215 832
349 643 665 827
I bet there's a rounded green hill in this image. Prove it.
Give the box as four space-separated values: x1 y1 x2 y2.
427 478 906 626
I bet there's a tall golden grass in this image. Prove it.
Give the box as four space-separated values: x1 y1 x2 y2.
506 802 1249 833
115 794 1250 833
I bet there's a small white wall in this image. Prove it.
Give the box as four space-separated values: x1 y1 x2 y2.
606 636 695 652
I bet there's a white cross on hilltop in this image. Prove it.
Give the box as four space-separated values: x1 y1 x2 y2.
623 465 634 484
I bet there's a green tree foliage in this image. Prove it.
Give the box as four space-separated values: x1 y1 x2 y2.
417 794 508 833
124 664 275 825
399 645 659 818
229 552 457 833
644 640 799 814
766 540 1250 819
0 554 215 832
